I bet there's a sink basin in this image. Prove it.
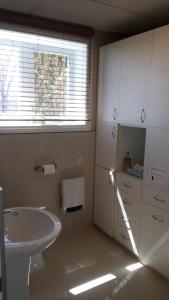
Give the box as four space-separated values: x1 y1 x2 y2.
4 207 62 300
5 206 61 256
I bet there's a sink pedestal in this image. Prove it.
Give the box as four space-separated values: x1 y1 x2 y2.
4 206 62 300
6 255 31 300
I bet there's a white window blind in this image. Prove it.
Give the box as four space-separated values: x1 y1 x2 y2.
0 28 91 131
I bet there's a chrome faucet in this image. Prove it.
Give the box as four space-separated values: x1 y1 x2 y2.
4 209 18 216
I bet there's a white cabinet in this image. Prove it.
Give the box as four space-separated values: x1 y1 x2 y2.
96 122 118 170
97 43 122 123
148 25 169 128
119 31 153 126
144 127 169 191
94 24 169 280
96 42 121 169
94 166 114 236
139 201 169 278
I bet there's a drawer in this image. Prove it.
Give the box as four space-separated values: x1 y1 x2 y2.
116 173 142 197
139 202 169 278
114 204 140 236
143 184 169 212
115 189 140 216
114 221 139 255
140 202 169 248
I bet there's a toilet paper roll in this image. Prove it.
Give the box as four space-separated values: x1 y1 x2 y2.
43 164 56 175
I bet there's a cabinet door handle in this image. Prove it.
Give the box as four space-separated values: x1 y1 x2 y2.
123 199 131 206
153 196 165 203
121 233 129 241
113 107 117 121
112 125 116 138
152 214 164 223
141 108 146 123
123 182 132 189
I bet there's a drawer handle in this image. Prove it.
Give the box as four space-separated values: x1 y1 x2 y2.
152 214 164 223
122 217 129 222
123 199 131 206
153 196 165 203
121 233 129 241
123 182 132 189
122 217 131 228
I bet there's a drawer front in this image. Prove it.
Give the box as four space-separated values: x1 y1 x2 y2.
139 202 169 278
114 222 139 255
116 173 142 197
143 184 169 212
115 189 140 216
114 204 139 236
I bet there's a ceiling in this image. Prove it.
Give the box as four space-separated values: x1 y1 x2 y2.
0 0 169 34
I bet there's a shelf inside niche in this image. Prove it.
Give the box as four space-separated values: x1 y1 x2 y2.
117 125 146 179
117 170 143 181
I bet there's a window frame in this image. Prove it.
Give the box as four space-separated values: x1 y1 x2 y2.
0 23 92 133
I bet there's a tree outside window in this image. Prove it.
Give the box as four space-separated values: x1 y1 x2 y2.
35 52 69 121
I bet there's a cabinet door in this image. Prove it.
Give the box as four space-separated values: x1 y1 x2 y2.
119 31 153 126
139 202 169 278
94 166 114 236
96 42 121 169
148 25 169 128
97 42 122 123
96 121 118 170
144 127 169 191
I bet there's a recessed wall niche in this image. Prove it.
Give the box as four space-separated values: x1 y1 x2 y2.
117 125 146 178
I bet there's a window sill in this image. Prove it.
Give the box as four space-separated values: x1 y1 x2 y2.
0 123 92 134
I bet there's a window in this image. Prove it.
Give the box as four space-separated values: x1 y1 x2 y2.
0 28 91 132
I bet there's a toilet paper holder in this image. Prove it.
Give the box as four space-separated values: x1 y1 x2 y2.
34 163 57 174
34 166 44 173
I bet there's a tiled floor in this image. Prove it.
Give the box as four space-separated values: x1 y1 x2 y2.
30 226 169 300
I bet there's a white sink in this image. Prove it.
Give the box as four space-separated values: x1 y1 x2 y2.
4 207 62 300
5 206 61 256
